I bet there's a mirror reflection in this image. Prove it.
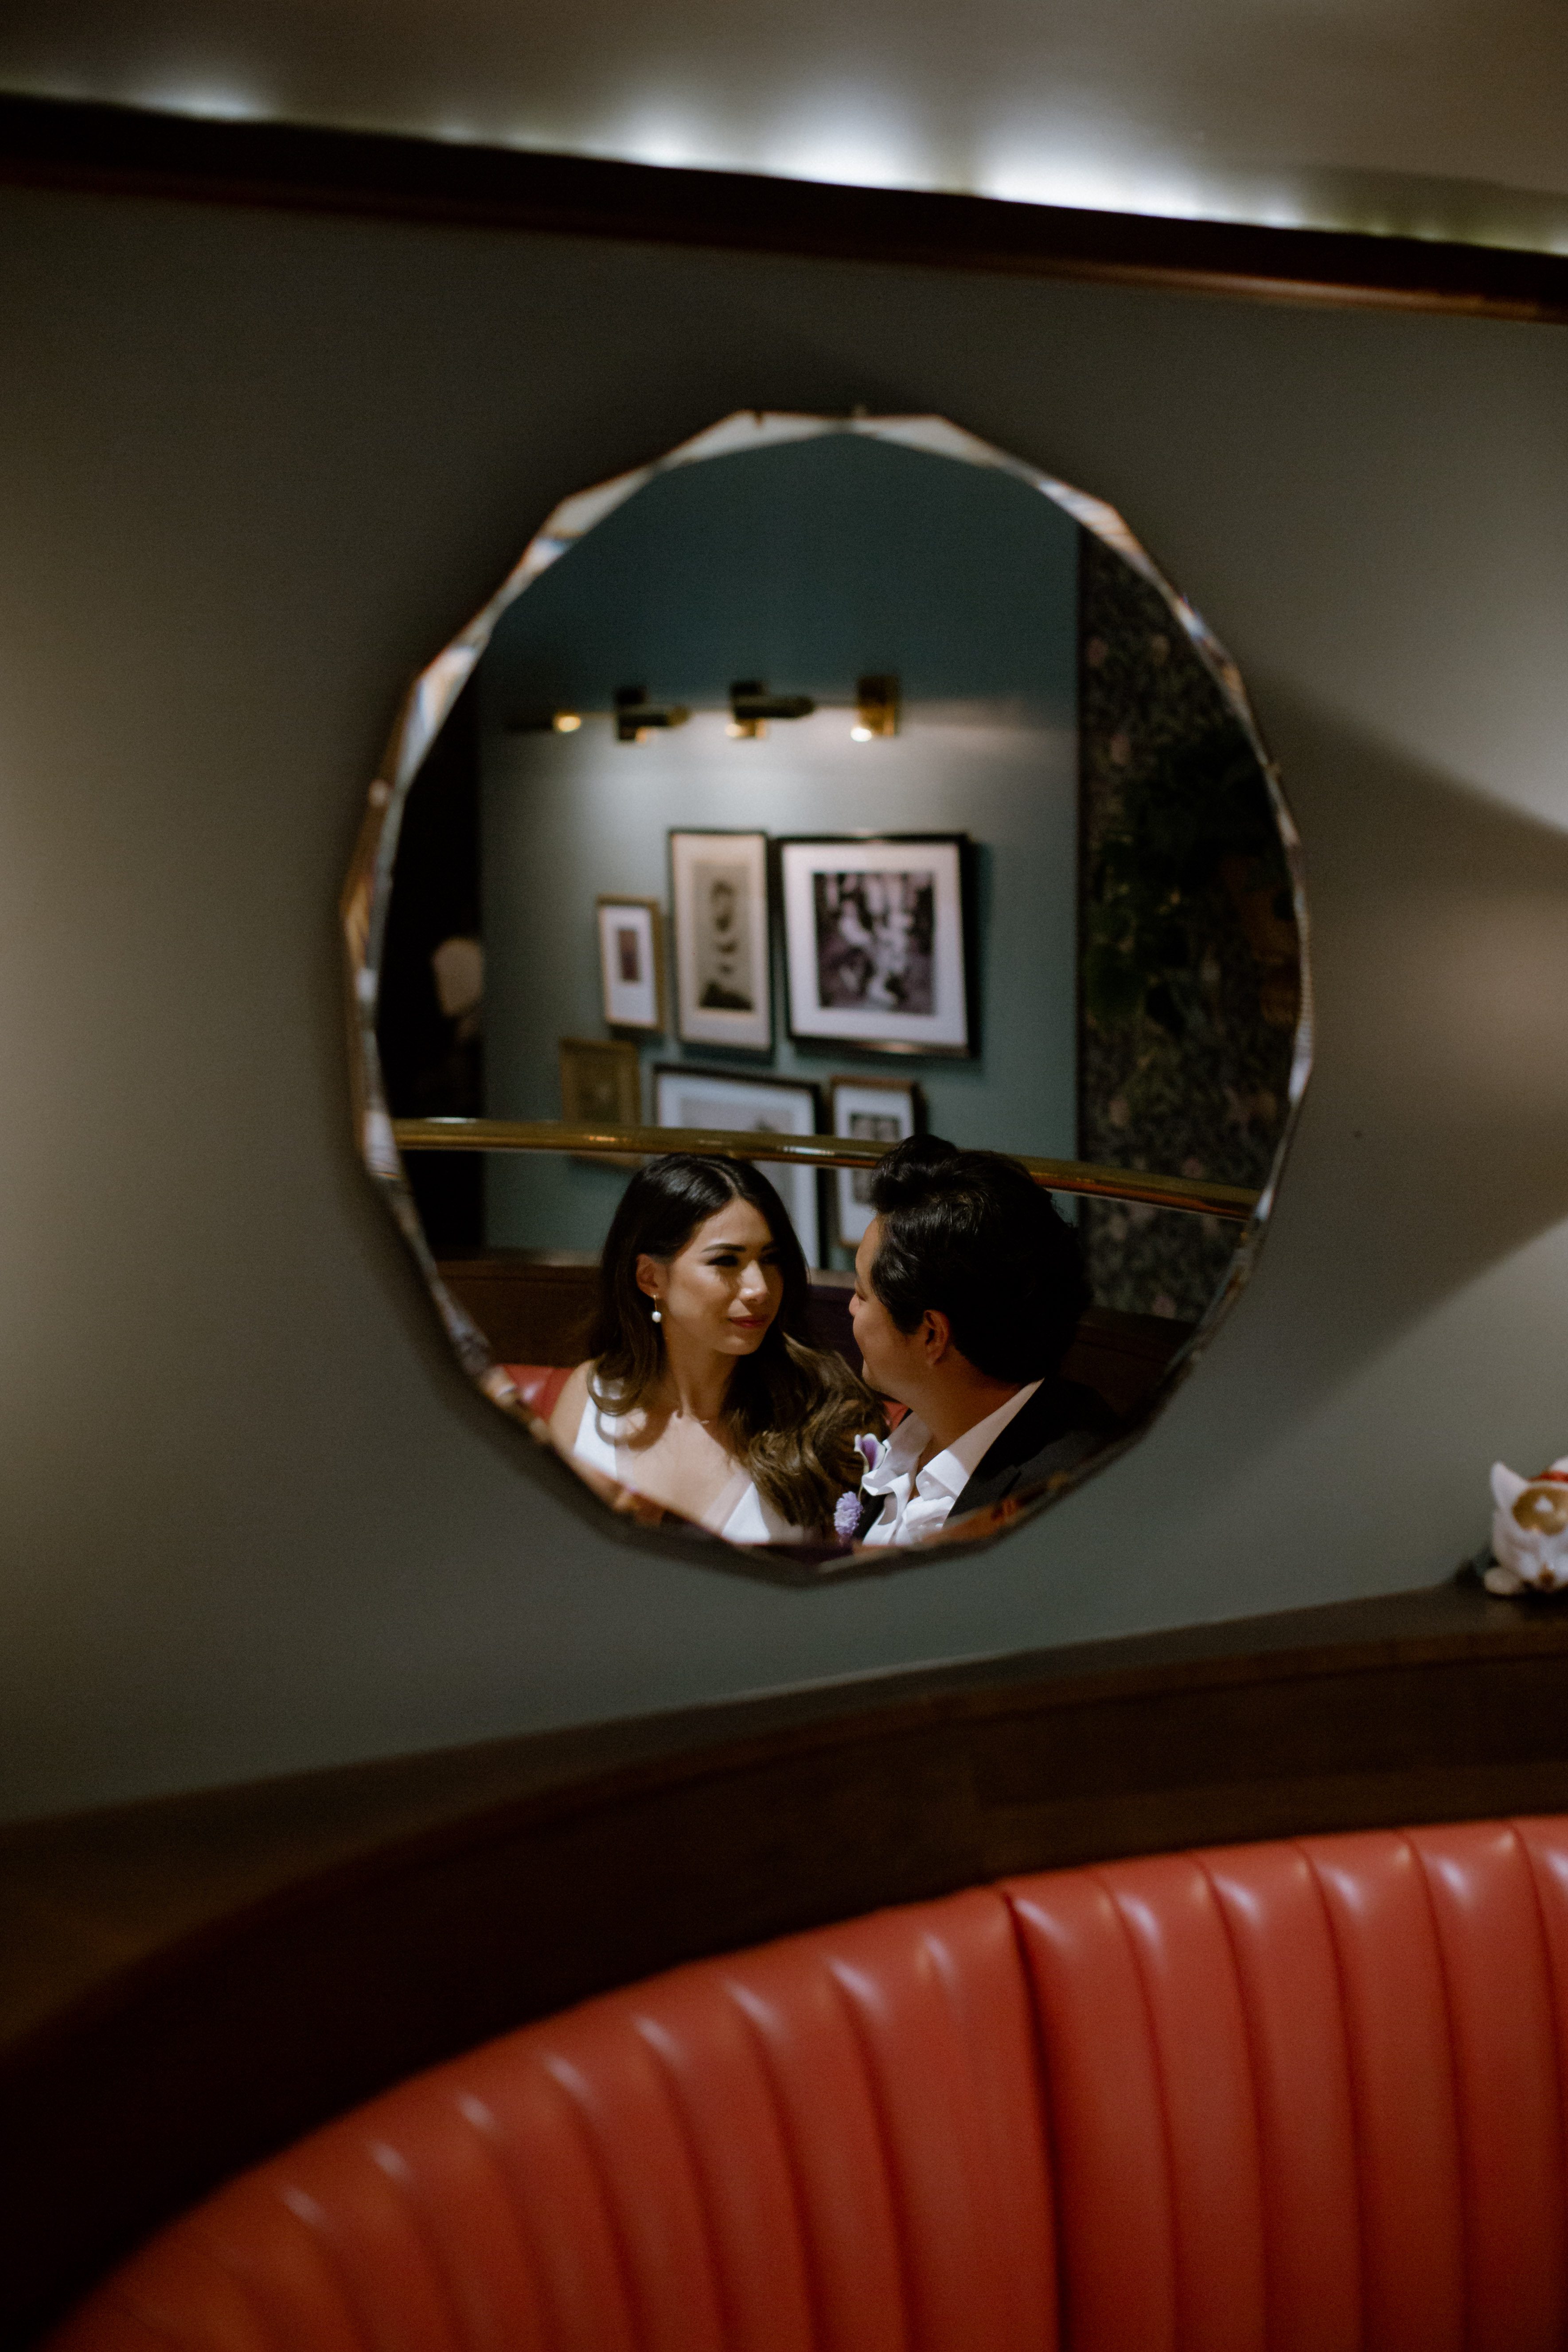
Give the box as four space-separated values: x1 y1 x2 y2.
349 412 1308 1574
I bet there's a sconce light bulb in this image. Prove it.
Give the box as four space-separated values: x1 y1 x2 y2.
850 725 873 742
553 710 582 734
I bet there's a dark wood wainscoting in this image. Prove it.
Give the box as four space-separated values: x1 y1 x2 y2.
438 1249 601 1366
436 1249 1193 1420
6 1577 1568 2345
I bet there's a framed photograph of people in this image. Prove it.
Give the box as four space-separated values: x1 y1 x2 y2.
653 1065 823 1266
595 895 666 1032
829 1075 923 1250
777 834 974 1056
669 829 772 1052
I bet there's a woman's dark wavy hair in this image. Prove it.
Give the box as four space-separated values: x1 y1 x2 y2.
588 1155 881 1536
868 1135 1090 1383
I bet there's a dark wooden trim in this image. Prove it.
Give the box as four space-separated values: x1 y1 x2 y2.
7 1571 1568 2343
4 91 1568 321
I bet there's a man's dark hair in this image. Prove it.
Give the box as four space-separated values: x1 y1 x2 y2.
868 1135 1090 1384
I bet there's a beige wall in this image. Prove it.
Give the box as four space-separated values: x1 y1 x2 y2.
2 182 1566 1818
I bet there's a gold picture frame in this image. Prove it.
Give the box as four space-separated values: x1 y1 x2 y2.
559 1036 643 1167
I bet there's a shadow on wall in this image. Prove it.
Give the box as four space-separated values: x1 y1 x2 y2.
1207 677 1568 1458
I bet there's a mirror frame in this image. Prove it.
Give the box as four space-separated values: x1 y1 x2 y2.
342 409 1312 1576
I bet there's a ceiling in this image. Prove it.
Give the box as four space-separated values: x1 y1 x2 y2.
4 0 1568 252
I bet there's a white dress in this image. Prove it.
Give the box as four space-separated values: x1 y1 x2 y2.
571 1396 807 1545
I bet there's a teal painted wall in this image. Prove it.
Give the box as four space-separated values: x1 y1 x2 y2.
476 433 1080 1259
476 431 1076 707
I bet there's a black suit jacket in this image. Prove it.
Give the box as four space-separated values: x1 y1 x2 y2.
854 1375 1119 1544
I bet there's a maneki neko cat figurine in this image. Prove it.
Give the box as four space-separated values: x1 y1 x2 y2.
1487 1458 1568 1593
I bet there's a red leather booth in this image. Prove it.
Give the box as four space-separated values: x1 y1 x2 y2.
47 1815 1568 2351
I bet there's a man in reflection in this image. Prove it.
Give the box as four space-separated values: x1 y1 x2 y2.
847 1137 1117 1546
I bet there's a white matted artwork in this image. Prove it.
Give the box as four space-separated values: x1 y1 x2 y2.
830 1076 922 1249
654 1065 823 1266
596 895 666 1031
670 829 772 1051
778 834 973 1055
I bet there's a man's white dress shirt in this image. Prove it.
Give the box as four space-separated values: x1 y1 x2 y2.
858 1380 1042 1547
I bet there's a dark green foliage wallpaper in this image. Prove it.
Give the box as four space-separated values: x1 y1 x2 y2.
1077 532 1299 1322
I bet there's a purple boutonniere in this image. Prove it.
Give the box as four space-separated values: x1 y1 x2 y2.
834 1433 883 1539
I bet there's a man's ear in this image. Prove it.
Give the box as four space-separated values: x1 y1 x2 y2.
921 1308 953 1364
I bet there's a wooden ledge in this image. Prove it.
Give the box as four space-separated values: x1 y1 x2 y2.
3 93 1568 321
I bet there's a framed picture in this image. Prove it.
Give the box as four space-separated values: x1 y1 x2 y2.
596 895 666 1032
654 1065 823 1266
829 1075 923 1250
560 1036 643 1166
670 829 772 1052
777 834 975 1056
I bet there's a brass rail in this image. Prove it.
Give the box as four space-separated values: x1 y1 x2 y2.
392 1119 1259 1222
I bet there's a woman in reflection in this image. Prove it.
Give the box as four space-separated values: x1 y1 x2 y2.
548 1155 879 1544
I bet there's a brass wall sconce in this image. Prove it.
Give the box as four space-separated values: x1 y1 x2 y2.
511 677 892 744
614 686 690 743
504 707 583 733
727 679 817 739
852 674 900 740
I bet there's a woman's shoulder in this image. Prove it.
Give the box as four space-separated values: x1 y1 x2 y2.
546 1360 596 1450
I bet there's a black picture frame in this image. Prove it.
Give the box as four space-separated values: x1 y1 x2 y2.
775 832 978 1058
828 1074 925 1250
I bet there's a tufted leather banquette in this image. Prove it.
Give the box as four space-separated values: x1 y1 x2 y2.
48 1816 1568 2351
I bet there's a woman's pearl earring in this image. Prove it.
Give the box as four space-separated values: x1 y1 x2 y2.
651 1307 662 1324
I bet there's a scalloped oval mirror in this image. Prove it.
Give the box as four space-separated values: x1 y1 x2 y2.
345 412 1310 1579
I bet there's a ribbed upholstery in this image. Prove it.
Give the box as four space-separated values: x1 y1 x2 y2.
48 1817 1568 2352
